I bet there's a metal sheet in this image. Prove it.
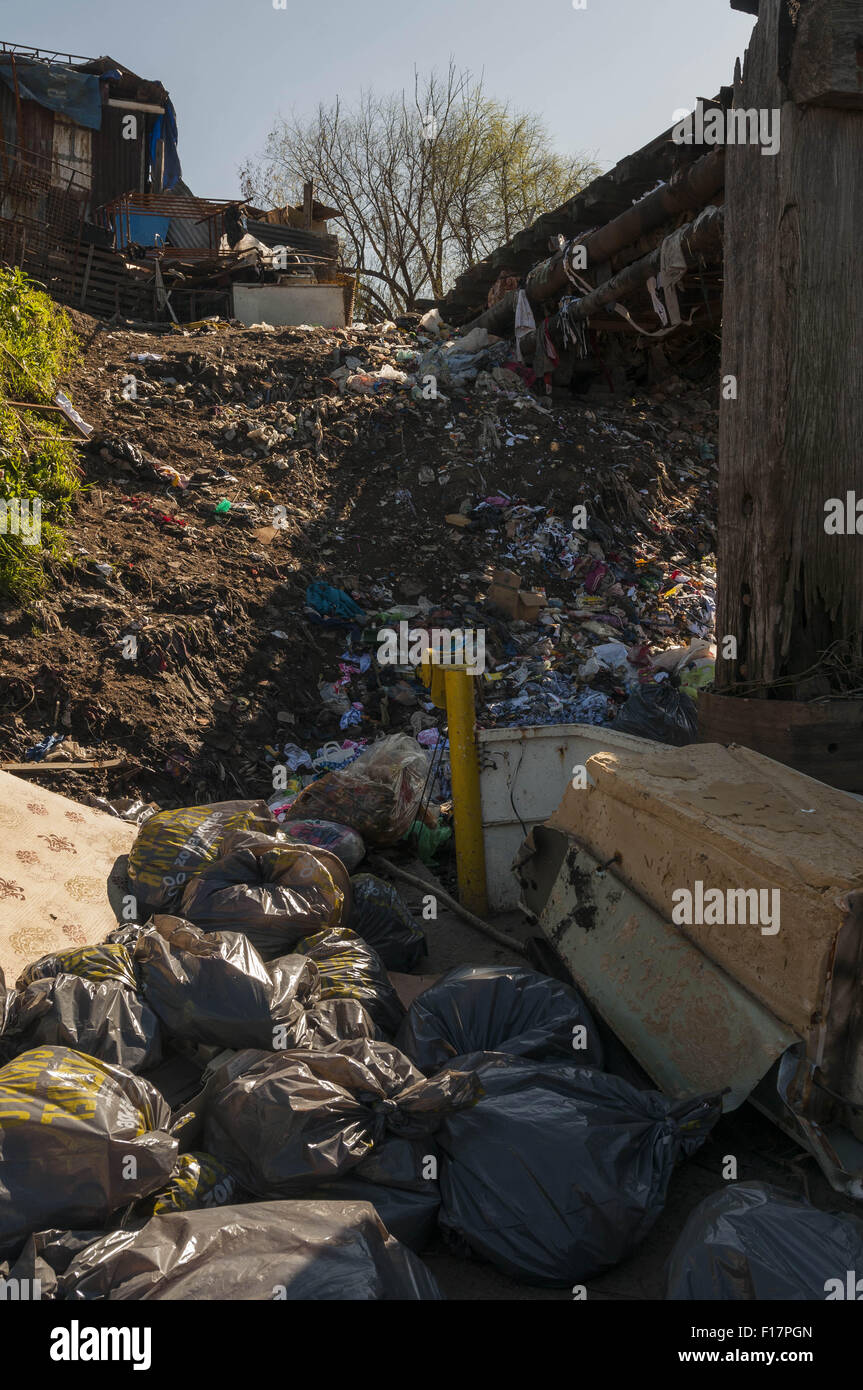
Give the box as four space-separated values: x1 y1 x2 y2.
524 829 798 1109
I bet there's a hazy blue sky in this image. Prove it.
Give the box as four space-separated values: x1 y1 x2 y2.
6 0 755 196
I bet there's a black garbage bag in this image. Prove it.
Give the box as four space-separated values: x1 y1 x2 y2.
0 1046 177 1259
437 1052 720 1286
347 873 426 971
178 840 351 960
128 800 276 915
295 927 405 1036
610 681 699 746
204 1036 479 1198
16 943 139 992
396 964 604 1073
4 974 162 1073
19 1200 443 1300
130 915 321 1051
133 1151 243 1219
300 1137 441 1252
666 1182 863 1300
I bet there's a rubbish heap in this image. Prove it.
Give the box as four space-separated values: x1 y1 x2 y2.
1 308 719 812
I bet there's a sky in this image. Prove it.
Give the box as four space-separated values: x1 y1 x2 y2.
2 0 756 197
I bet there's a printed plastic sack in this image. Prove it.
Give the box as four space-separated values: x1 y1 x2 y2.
131 915 320 1051
610 681 698 746
295 927 404 1035
4 974 161 1073
178 840 351 961
204 1036 479 1197
30 1200 443 1300
288 735 429 846
438 1053 720 1286
0 1046 177 1258
134 1152 241 1218
396 964 603 1073
282 818 366 871
348 873 426 971
16 943 138 993
666 1182 863 1300
301 1137 441 1252
128 799 276 915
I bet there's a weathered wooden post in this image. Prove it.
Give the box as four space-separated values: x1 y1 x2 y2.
704 0 863 788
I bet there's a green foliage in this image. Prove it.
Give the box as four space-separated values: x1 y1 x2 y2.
0 267 82 602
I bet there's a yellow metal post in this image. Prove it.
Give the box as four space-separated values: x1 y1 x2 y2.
443 666 489 916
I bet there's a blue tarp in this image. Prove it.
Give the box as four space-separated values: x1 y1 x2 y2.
0 58 103 130
117 214 171 249
150 99 181 191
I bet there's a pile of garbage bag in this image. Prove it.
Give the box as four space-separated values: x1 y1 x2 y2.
666 1182 863 1300
0 763 758 1300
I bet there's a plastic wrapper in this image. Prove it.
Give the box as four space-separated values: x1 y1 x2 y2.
282 818 366 871
301 1137 441 1251
610 681 699 746
295 927 405 1035
4 974 162 1073
288 735 429 846
16 943 138 992
438 1052 720 1286
396 964 603 1072
0 1046 177 1258
20 1200 443 1300
666 1182 863 1300
348 872 426 971
131 915 320 1050
178 840 350 961
133 1152 241 1218
203 1036 480 1197
128 799 276 915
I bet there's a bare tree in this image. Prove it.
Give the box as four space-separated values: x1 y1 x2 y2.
239 65 599 316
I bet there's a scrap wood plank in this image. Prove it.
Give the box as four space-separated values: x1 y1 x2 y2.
1 756 131 773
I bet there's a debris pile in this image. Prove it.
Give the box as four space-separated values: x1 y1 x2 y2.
0 311 719 814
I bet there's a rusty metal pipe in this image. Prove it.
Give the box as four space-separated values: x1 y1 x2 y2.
519 203 724 359
463 146 725 337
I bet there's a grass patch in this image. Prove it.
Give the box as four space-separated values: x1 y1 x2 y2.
0 267 83 603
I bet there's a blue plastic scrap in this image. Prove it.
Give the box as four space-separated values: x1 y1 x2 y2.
305 582 366 621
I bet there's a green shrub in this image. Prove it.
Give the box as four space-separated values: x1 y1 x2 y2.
0 267 83 602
